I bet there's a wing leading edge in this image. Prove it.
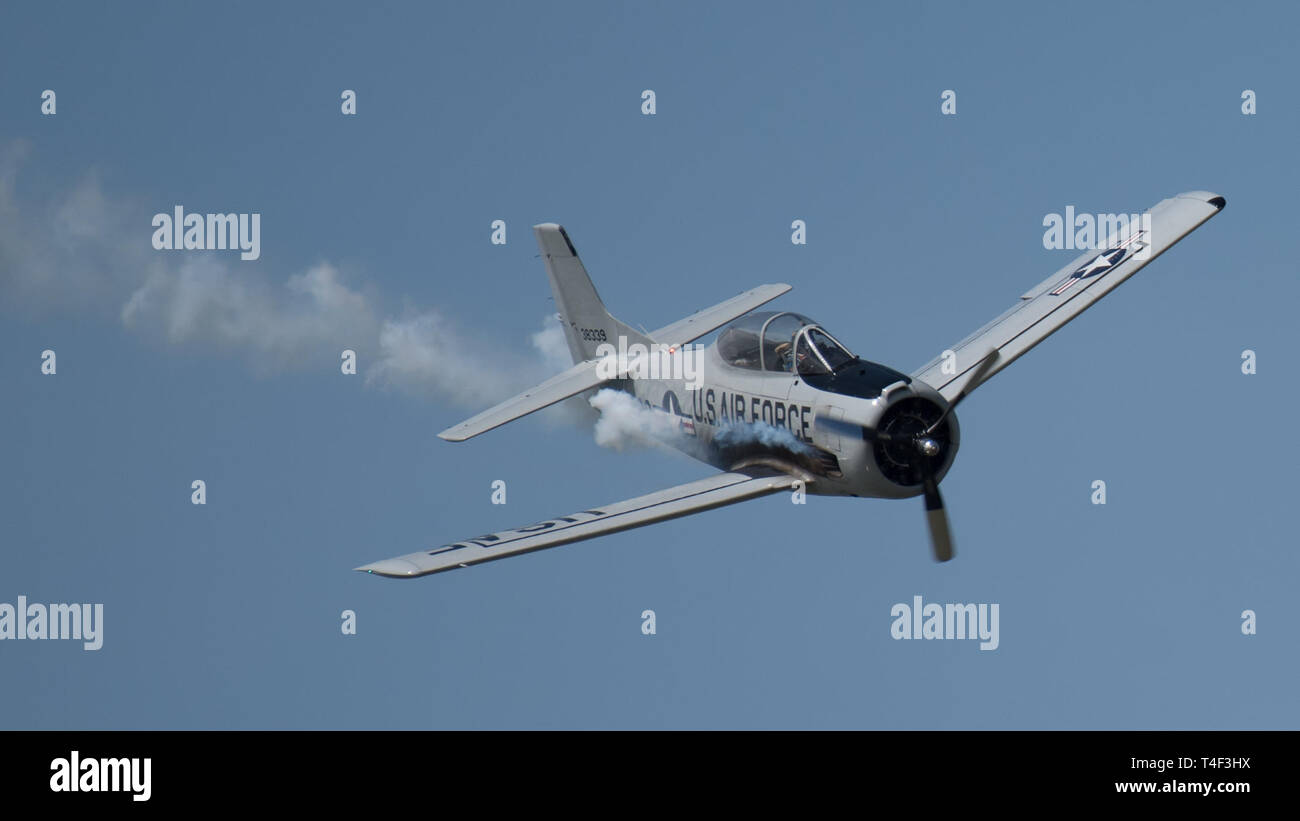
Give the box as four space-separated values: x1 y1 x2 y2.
912 191 1225 402
357 469 802 578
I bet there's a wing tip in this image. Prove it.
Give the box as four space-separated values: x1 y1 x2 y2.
355 558 423 578
1176 190 1226 210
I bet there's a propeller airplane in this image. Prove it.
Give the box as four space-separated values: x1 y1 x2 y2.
358 191 1224 577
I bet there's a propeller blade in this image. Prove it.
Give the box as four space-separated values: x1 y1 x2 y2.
922 477 955 562
925 348 1000 435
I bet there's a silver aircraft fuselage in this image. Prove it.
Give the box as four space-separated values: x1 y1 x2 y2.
613 312 959 500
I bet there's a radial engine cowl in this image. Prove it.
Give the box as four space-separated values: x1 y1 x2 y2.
869 393 959 489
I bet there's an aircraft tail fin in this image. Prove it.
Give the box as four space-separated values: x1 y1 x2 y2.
534 223 651 364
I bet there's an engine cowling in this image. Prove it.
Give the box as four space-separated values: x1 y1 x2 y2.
857 382 960 498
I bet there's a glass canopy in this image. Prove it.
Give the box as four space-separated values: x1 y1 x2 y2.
716 311 856 375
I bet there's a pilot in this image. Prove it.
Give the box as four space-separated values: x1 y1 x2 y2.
773 341 807 372
773 342 792 371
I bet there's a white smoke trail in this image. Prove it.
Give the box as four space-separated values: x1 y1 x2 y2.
589 388 693 452
0 143 579 416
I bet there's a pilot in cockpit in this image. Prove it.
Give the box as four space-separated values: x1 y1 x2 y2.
772 341 806 372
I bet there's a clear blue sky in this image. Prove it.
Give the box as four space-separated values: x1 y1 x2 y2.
1 1 1294 728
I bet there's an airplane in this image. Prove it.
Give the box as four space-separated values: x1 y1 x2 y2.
357 191 1225 577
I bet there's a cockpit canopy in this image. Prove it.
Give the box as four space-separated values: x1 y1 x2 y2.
716 311 856 375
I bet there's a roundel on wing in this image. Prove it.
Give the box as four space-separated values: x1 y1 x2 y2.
1072 246 1128 279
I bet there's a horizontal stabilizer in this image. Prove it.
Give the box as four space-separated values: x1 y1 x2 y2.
437 358 607 442
651 283 792 348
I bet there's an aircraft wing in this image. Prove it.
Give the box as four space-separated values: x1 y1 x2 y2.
651 283 792 348
438 359 606 441
912 191 1225 402
356 468 802 578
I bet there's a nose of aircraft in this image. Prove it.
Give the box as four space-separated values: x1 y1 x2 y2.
864 349 1001 562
